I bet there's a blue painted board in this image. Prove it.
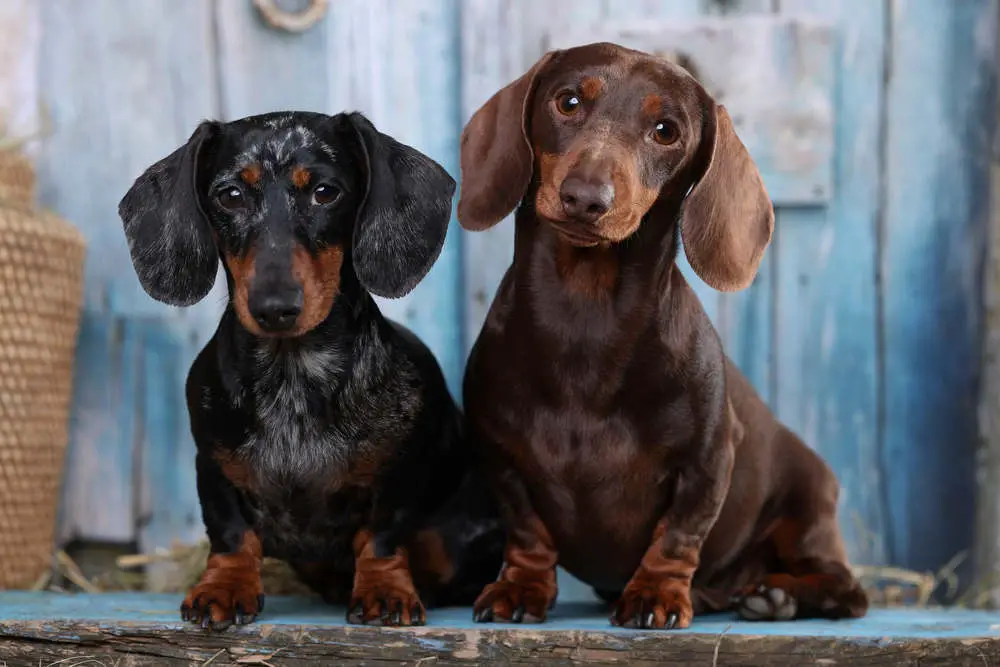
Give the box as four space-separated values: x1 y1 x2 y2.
56 314 136 544
1 592 998 639
214 0 329 119
880 0 996 575
323 0 466 393
37 0 217 317
131 321 203 567
715 1 778 407
775 0 888 566
721 218 776 406
39 0 221 547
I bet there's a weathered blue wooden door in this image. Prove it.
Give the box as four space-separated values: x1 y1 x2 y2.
38 0 995 599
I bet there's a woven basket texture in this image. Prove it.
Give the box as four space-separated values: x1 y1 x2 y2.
0 149 86 588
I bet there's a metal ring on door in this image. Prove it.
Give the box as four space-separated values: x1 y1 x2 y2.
252 0 329 33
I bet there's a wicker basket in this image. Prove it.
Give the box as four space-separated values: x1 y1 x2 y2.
0 149 86 588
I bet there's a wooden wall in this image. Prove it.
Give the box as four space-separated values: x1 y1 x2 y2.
4 0 994 600
977 1 1000 609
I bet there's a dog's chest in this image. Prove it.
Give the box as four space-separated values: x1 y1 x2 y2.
518 411 667 513
511 409 676 586
242 347 344 483
247 482 371 562
234 347 362 550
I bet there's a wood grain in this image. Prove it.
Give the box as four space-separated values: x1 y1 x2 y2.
975 11 1000 605
880 0 996 578
322 0 465 391
38 0 221 545
771 0 887 566
1 593 998 667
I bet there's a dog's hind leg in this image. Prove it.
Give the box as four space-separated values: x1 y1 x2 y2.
734 430 869 621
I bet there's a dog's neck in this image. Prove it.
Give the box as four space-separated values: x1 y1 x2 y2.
215 289 394 490
218 287 385 409
512 201 683 304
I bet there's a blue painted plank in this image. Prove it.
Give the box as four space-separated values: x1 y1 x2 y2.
1 592 998 639
323 0 465 392
774 0 888 566
37 0 218 318
39 0 221 547
214 0 328 119
880 1 996 576
716 2 782 405
131 322 203 572
56 314 135 544
458 0 529 353
720 252 775 404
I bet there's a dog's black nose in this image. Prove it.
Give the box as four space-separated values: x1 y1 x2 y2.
560 177 613 223
251 293 303 332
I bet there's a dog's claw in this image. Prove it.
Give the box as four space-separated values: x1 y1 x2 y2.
475 608 494 623
512 607 525 623
666 612 679 629
411 604 425 625
645 612 656 628
257 595 266 612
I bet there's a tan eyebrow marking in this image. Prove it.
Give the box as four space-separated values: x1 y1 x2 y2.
240 164 261 185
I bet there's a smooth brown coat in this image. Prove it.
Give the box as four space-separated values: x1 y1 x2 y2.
457 42 868 629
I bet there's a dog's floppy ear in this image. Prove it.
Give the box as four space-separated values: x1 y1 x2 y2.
118 121 220 306
457 50 561 231
679 100 774 292
343 112 456 299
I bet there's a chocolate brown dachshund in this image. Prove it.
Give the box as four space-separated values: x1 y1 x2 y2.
457 42 868 629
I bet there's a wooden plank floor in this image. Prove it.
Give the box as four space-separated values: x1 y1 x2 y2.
0 592 998 666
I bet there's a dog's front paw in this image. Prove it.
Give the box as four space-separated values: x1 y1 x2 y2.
611 579 693 630
473 577 556 623
347 575 426 627
181 578 264 631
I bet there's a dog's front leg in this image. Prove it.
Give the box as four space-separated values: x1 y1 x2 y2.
347 526 426 626
181 452 264 631
611 435 735 630
345 454 435 627
473 467 559 624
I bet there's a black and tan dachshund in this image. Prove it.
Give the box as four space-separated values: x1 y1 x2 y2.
119 111 503 630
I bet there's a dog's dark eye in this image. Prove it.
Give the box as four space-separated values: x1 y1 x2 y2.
217 186 246 211
312 183 341 206
555 92 581 116
653 120 680 146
